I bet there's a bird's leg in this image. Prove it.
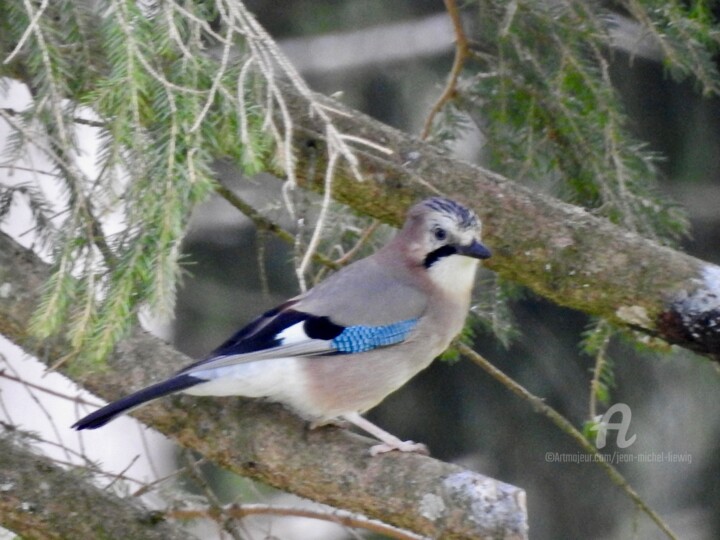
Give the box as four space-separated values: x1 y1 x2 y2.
341 412 429 456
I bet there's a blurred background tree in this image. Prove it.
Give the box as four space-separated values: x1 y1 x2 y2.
1 0 720 538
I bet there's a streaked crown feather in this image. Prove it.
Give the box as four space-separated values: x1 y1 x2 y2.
420 197 479 230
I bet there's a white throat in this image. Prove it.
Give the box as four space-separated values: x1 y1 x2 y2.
427 255 479 298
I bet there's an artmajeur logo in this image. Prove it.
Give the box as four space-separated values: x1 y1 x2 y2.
546 402 693 465
592 403 636 449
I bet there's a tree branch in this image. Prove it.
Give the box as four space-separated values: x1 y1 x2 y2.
0 432 193 540
0 230 529 540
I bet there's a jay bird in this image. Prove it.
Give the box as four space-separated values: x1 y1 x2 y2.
73 197 491 455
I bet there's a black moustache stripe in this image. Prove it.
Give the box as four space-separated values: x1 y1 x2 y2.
424 245 457 268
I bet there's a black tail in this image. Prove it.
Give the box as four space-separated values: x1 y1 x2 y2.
73 374 202 430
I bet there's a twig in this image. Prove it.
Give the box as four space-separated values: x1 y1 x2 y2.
167 503 425 540
333 220 380 267
0 106 116 272
297 144 339 289
0 370 99 407
2 0 49 65
188 20 234 133
312 220 380 284
182 450 245 540
0 164 60 177
256 229 271 297
214 183 339 271
0 420 150 488
457 342 678 540
420 0 470 140
131 460 197 498
105 454 141 492
3 101 100 128
588 321 612 420
1 359 73 462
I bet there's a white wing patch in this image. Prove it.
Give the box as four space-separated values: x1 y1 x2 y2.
276 321 312 345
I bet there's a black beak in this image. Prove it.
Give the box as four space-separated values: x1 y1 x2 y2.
457 239 492 260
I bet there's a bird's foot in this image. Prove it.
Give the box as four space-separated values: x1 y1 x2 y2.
369 440 429 456
340 412 430 456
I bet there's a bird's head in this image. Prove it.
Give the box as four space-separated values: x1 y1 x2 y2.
400 197 491 292
405 197 490 265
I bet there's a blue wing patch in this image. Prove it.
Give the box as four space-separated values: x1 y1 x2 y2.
332 318 418 353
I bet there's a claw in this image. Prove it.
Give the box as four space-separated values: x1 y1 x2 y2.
370 440 429 456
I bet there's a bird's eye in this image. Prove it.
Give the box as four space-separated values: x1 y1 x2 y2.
433 227 447 241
